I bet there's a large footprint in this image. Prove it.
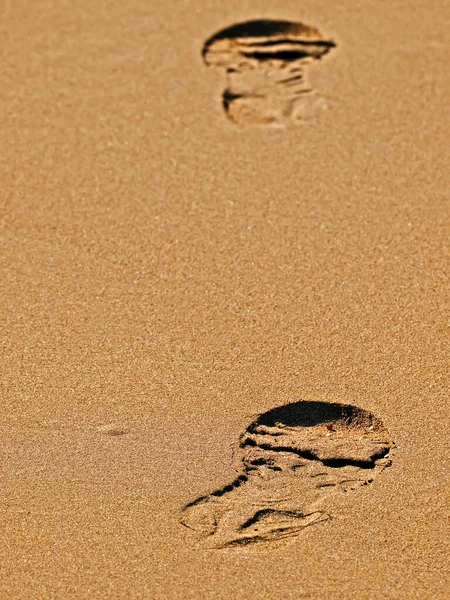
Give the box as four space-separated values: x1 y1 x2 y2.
202 19 336 126
181 401 394 548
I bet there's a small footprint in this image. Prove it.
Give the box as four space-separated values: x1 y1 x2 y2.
202 19 336 126
181 401 394 548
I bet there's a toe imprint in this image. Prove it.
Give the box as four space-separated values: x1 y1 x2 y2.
181 401 394 548
202 19 337 127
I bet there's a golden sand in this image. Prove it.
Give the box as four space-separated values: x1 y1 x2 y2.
1 1 448 598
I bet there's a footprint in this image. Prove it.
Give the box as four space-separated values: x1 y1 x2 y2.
181 401 394 548
202 19 336 126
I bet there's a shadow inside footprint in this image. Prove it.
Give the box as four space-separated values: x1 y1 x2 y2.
202 19 337 126
181 401 394 548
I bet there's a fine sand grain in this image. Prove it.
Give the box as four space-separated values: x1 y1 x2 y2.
1 1 449 599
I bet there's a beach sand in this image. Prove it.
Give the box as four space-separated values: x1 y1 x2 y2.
1 0 449 598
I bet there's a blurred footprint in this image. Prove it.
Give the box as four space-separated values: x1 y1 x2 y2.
202 19 336 127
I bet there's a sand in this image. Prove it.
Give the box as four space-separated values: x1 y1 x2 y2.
1 0 449 598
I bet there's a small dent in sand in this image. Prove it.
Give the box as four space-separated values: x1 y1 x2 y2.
97 425 129 437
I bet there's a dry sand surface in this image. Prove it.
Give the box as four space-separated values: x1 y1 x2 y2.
1 0 449 598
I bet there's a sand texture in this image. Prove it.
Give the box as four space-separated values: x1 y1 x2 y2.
1 0 449 598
